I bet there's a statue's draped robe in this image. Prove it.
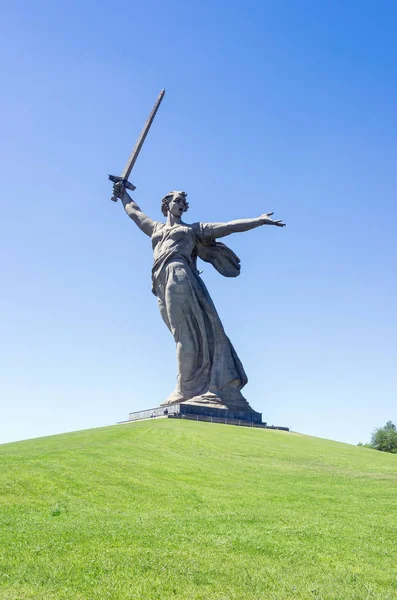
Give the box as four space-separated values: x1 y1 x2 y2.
151 222 248 404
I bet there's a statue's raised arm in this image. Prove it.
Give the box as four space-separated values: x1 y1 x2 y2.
113 182 158 238
207 213 286 239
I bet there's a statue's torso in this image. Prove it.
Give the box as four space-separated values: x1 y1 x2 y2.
151 223 199 296
152 223 196 266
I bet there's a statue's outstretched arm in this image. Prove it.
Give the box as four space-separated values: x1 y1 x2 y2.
209 213 286 239
112 183 157 237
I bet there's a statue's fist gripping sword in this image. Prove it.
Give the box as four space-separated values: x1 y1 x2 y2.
108 89 165 202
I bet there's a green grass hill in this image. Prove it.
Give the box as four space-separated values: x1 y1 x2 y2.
1 419 397 600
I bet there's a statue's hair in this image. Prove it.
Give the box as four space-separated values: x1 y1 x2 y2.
161 190 189 216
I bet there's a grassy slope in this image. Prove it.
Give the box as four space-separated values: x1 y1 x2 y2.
1 420 397 600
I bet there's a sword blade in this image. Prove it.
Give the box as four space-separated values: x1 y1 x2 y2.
121 89 165 181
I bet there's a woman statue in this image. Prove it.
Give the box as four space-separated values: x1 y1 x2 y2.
113 183 285 411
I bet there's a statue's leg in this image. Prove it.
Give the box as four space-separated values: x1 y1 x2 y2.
161 264 212 404
158 263 251 411
185 277 251 411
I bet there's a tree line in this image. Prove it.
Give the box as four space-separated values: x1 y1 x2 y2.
358 421 397 454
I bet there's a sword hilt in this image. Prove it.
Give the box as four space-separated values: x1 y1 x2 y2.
108 175 136 202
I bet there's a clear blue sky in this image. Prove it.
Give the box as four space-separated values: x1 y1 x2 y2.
1 0 396 445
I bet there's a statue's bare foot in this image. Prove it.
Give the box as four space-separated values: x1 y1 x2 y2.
161 389 187 406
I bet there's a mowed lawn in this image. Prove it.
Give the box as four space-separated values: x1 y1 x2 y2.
1 419 397 600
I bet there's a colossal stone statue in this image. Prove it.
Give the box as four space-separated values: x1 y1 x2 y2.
112 183 285 412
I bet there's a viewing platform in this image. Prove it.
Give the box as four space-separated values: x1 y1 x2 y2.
122 404 289 431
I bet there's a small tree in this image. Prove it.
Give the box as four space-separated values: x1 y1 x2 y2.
370 421 397 454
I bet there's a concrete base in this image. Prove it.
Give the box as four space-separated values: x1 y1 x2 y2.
125 404 290 431
128 403 262 423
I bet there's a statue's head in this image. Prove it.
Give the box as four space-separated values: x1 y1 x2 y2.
161 191 189 217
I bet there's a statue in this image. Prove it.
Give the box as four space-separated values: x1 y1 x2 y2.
113 183 285 411
109 91 285 413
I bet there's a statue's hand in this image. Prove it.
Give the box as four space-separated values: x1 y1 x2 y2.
113 182 130 202
260 212 286 227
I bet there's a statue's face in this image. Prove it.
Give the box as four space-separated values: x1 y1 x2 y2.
168 194 186 217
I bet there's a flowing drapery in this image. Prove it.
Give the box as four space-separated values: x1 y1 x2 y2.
151 222 247 405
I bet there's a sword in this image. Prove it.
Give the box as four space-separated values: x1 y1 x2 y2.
108 89 165 202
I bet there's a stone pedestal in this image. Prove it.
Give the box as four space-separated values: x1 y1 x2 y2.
124 404 290 431
128 402 262 424
177 402 262 423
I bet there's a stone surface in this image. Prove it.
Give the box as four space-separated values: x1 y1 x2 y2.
113 184 285 413
128 403 262 423
125 404 289 431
